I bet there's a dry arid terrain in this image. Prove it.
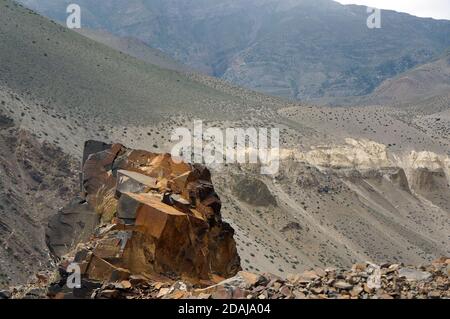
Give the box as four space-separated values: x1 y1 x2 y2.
17 0 450 101
0 0 449 297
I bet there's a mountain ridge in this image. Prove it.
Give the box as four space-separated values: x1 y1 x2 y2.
16 0 450 101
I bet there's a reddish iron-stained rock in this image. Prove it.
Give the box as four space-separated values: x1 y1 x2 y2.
72 141 241 284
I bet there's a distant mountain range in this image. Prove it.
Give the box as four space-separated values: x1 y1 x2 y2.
16 0 450 102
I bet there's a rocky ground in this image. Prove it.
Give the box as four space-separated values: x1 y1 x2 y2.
4 258 449 299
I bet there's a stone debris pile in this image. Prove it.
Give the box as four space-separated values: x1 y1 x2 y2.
85 259 450 299
10 258 447 299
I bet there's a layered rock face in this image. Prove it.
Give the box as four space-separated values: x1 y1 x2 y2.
280 138 450 196
48 141 241 290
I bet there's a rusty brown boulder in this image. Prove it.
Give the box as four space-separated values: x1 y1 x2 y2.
73 141 240 284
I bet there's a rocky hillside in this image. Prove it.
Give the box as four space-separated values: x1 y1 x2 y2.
0 105 78 287
1 0 449 291
3 141 449 300
17 0 450 101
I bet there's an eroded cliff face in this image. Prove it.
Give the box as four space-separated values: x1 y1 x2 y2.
301 138 392 170
280 138 450 195
284 138 450 229
45 141 241 297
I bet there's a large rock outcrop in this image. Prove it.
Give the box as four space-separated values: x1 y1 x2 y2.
47 140 241 291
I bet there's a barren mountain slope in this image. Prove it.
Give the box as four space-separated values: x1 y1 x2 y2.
0 0 449 287
17 0 450 101
1 1 279 128
0 89 79 287
0 0 288 286
366 53 450 105
75 28 190 73
209 105 450 274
